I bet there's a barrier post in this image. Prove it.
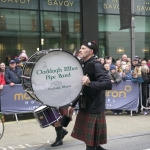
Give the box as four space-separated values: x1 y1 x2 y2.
15 114 18 123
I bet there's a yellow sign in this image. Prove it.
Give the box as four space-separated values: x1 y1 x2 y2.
14 93 31 100
106 85 132 98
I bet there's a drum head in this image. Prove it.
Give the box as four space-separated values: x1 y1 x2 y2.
30 50 83 107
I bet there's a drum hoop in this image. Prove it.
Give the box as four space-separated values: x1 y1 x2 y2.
22 50 83 107
22 51 46 102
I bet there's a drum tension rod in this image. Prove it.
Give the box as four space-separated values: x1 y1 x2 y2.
25 62 36 64
20 75 31 79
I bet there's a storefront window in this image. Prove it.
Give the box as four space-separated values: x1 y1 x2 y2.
135 16 150 59
0 9 39 62
40 11 81 53
0 0 81 62
98 14 130 59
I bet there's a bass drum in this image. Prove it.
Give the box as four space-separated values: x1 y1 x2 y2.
22 49 83 107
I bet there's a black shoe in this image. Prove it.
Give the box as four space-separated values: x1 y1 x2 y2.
51 140 63 147
62 129 68 139
97 145 107 150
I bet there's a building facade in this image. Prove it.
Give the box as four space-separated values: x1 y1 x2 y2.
0 0 150 62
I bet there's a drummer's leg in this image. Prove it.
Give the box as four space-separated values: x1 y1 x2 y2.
51 121 68 147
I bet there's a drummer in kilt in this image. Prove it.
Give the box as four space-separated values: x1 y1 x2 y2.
68 40 112 150
51 106 68 147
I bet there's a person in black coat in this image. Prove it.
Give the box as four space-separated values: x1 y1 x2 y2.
5 60 22 85
68 40 112 150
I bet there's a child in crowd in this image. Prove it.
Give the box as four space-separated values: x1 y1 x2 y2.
18 50 28 61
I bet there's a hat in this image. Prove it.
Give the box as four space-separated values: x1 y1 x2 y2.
135 63 141 67
9 60 16 64
20 53 27 58
135 56 139 58
133 58 138 61
110 65 116 71
82 39 98 55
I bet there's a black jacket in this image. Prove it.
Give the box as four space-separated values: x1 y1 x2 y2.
5 67 22 84
71 57 112 113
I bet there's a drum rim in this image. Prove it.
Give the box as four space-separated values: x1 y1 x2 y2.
22 49 83 107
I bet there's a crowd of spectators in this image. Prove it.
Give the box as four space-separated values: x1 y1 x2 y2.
96 54 150 116
0 50 28 122
1 51 150 121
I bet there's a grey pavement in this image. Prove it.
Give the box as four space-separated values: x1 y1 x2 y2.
1 111 150 150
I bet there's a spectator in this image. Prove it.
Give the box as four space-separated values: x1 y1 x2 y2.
106 59 112 66
141 60 148 67
121 54 128 62
141 66 150 115
19 50 28 60
0 63 6 122
108 65 122 115
116 66 123 77
99 58 105 65
131 63 144 84
115 60 123 72
131 58 138 70
122 65 132 81
147 59 150 68
5 60 22 86
121 61 127 70
0 62 6 75
104 64 110 73
126 62 132 70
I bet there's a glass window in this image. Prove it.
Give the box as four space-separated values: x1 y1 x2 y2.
0 9 39 62
135 16 150 59
98 14 130 59
40 11 81 53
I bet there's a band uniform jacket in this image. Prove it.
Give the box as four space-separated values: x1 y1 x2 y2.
71 56 112 114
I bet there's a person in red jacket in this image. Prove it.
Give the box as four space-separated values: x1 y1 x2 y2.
0 62 6 89
0 62 6 122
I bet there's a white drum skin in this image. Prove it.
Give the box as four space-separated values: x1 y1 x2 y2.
23 50 83 107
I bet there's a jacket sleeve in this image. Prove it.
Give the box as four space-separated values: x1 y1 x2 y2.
89 63 112 90
1 74 6 85
5 69 12 84
114 73 122 83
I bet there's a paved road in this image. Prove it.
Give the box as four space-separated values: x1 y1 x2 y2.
0 112 150 150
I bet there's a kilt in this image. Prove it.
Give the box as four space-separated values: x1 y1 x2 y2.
71 111 107 146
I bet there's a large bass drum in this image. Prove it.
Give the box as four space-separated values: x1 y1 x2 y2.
22 49 83 107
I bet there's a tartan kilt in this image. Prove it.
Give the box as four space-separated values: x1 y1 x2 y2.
71 111 107 146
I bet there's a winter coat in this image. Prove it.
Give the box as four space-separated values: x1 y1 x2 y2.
0 73 6 85
108 72 122 83
71 56 112 114
5 67 22 84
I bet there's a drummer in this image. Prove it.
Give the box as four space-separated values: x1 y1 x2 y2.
68 39 112 150
50 106 68 147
